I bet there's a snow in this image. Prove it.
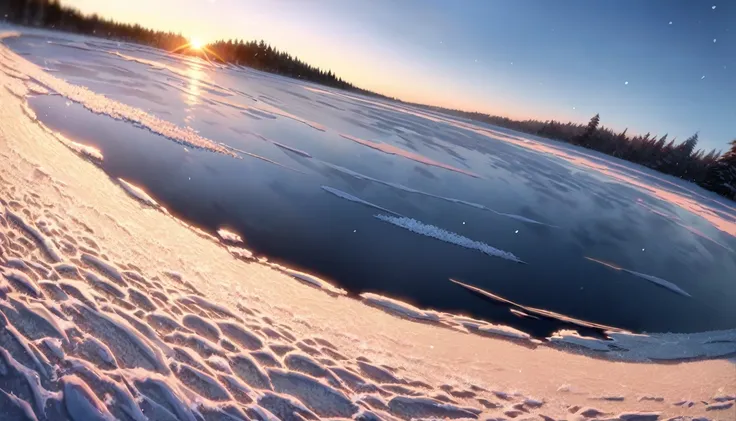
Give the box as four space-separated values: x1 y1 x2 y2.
218 228 244 243
268 264 347 296
375 215 523 263
117 178 159 208
360 293 442 322
55 133 104 162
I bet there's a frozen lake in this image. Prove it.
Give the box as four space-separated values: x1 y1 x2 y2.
7 30 736 337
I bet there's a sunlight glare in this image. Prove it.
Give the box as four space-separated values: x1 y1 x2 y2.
190 37 204 50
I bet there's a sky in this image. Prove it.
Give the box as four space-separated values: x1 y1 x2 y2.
65 0 735 150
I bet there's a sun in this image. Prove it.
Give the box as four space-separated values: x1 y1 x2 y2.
189 37 204 50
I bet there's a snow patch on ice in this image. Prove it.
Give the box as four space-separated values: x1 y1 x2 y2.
270 141 312 158
321 186 402 216
375 215 523 263
585 257 691 298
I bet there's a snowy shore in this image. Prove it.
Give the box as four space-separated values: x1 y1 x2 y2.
1 33 735 420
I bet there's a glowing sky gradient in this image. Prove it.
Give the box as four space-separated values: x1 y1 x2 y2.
64 0 734 149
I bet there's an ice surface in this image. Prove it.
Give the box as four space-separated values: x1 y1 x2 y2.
321 162 552 226
218 142 304 172
321 186 402 216
339 133 479 178
375 215 523 263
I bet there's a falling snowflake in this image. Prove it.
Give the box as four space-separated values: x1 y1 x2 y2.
624 81 629 85
514 230 519 234
712 5 716 9
701 75 706 79
714 38 717 43
669 21 673 25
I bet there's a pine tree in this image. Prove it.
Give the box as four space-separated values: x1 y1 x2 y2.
586 113 600 133
677 132 699 158
575 113 600 146
702 140 736 198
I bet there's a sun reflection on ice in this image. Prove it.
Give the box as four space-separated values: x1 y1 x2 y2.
184 63 204 107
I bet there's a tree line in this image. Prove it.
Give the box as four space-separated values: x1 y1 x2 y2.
2 0 734 200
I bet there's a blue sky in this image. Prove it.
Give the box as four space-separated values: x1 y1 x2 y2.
67 0 734 150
